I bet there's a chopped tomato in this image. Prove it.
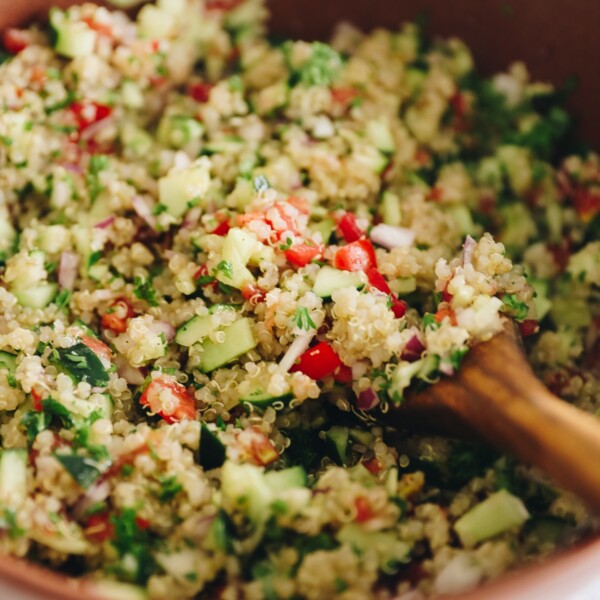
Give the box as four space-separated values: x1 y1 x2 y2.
285 243 322 267
362 457 382 475
519 319 539 337
334 239 377 272
337 212 364 243
572 186 600 223
81 336 113 364
135 517 150 530
101 298 135 333
238 428 279 466
241 283 266 303
390 296 407 319
333 364 353 384
441 281 453 303
3 29 31 54
366 267 391 294
205 0 243 11
291 342 343 380
139 376 196 423
286 195 310 214
548 240 572 272
434 306 457 326
354 496 373 523
427 186 444 202
69 101 112 133
330 87 360 109
31 388 44 412
188 82 213 103
211 220 230 236
449 91 470 132
81 16 113 37
104 443 149 480
85 513 114 543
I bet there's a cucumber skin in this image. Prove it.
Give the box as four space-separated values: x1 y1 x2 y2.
200 318 257 373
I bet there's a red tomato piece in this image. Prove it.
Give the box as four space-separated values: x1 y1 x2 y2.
572 186 600 223
366 267 391 294
333 364 353 384
330 87 360 109
519 319 539 337
3 29 31 54
188 82 213 103
291 342 343 380
434 306 457 326
85 513 114 543
81 16 112 37
362 457 382 475
241 283 266 303
31 388 44 412
205 0 243 11
135 517 150 530
101 298 135 333
285 243 322 267
390 296 407 319
69 101 112 132
334 239 377 273
337 212 364 243
211 220 230 236
238 428 279 466
286 195 310 214
139 376 196 423
81 336 113 364
354 496 373 523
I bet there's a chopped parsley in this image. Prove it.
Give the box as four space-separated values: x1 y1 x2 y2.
133 275 159 307
86 154 110 202
54 343 110 387
293 306 316 331
215 260 234 280
286 41 343 87
501 294 529 321
157 475 183 502
422 313 440 331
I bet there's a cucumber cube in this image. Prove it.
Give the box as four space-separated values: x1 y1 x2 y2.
313 266 364 298
158 157 211 219
200 318 257 373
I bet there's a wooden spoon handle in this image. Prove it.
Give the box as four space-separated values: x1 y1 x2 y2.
402 325 600 513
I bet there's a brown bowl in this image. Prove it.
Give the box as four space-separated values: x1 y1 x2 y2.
1 1 599 598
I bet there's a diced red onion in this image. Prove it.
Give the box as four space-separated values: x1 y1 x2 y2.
357 388 380 411
369 224 416 249
401 335 426 363
149 320 175 343
116 356 146 385
462 235 477 266
79 116 114 141
279 332 314 373
72 479 111 520
181 206 202 229
58 251 80 290
439 361 455 377
94 214 116 229
132 195 157 230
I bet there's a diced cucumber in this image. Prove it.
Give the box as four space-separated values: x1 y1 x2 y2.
175 305 236 347
353 146 389 174
446 204 476 236
326 426 349 466
388 359 426 402
337 524 411 573
90 581 148 600
88 262 109 282
454 489 529 547
121 80 145 109
530 278 552 321
216 228 260 289
50 10 98 59
220 461 272 523
379 191 402 227
200 318 257 373
309 217 335 244
391 277 417 296
229 178 255 211
137 4 176 39
158 157 211 219
55 343 109 387
199 423 226 471
14 283 58 308
254 81 290 115
240 388 293 409
55 454 102 490
264 466 307 493
349 428 374 447
157 115 204 149
93 393 114 419
201 136 244 156
0 351 17 376
74 318 97 338
0 449 27 507
366 119 395 154
120 122 153 158
313 266 364 298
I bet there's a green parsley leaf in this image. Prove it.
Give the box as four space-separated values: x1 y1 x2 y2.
293 306 316 331
55 343 110 387
287 42 343 87
422 313 440 331
86 155 110 202
215 260 234 280
501 294 529 321
157 475 183 502
133 275 159 307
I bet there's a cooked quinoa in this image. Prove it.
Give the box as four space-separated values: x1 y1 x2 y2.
0 1 599 598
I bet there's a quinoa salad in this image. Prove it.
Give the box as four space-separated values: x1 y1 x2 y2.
0 1 599 598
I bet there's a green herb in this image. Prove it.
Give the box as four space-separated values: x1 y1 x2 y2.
85 502 108 517
215 260 234 280
196 274 215 286
86 154 110 202
110 508 156 584
422 313 440 331
1 509 24 540
20 410 50 444
121 464 134 477
334 578 348 593
0 51 11 66
228 74 244 93
253 175 270 193
151 203 168 216
293 306 316 331
449 347 468 371
279 237 293 251
44 90 76 114
54 289 72 310
55 343 110 387
157 475 183 502
0 135 12 146
501 294 529 321
286 41 343 87
133 275 159 307
55 453 103 490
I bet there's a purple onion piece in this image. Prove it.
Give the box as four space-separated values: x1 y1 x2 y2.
357 388 380 411
58 251 80 290
401 335 426 362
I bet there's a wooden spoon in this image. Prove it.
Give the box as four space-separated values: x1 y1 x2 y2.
390 321 600 513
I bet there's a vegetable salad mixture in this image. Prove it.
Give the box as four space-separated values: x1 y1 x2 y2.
0 1 599 598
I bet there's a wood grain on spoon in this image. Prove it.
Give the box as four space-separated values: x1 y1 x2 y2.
393 321 600 513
